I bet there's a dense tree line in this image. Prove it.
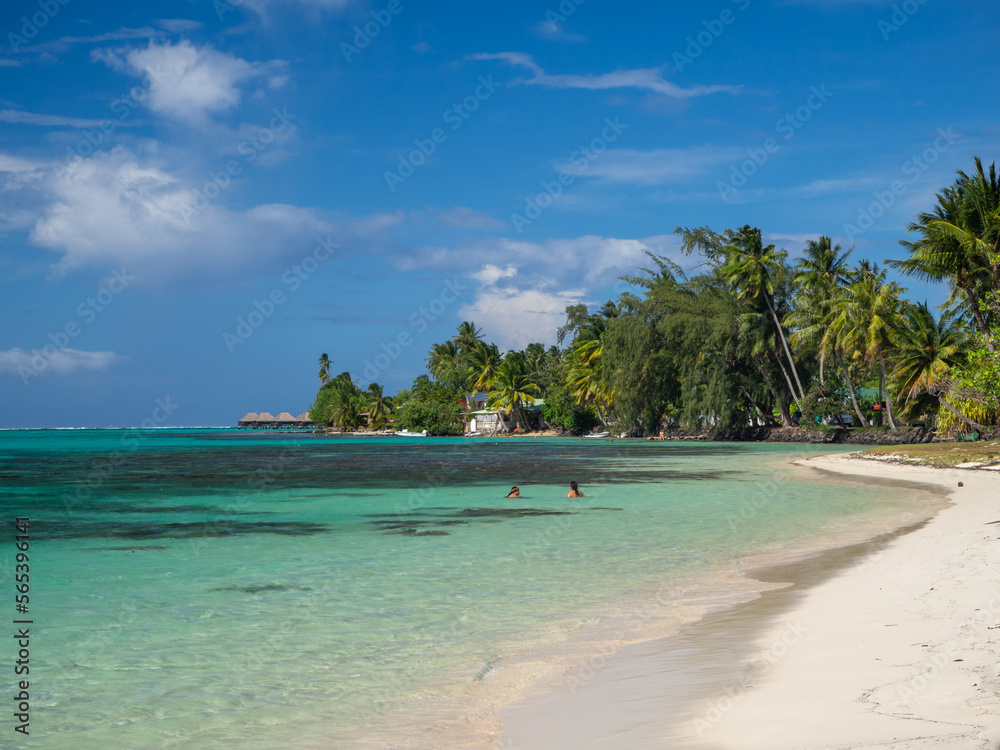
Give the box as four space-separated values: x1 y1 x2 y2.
310 157 1000 436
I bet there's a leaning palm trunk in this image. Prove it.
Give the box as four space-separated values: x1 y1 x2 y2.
774 355 802 415
879 355 898 431
962 286 994 349
938 400 987 431
765 295 805 403
752 355 792 427
839 355 871 428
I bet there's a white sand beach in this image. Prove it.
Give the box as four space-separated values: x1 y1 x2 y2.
499 454 1000 749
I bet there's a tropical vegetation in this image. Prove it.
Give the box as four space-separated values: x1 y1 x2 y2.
309 157 1000 437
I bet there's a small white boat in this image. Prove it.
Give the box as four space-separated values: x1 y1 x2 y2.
466 431 482 437
396 430 429 437
585 431 611 438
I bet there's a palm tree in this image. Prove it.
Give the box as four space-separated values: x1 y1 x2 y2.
453 321 483 356
566 337 613 426
736 309 797 426
826 263 905 430
365 383 394 429
817 290 871 428
891 302 966 421
426 341 460 380
932 158 1000 290
487 358 541 432
318 353 332 385
467 341 502 391
891 174 996 347
790 237 852 385
722 226 805 407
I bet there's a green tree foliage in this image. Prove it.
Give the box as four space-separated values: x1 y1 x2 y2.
307 158 1000 436
393 376 464 435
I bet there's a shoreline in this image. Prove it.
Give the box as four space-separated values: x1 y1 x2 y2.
340 451 950 749
498 453 1000 749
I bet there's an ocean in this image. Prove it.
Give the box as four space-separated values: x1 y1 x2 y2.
0 430 936 748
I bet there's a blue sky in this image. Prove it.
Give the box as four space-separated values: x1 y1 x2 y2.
0 0 997 427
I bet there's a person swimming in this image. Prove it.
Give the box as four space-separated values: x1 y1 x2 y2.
505 486 520 498
567 481 584 498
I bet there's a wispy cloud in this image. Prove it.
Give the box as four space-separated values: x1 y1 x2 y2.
531 21 587 44
93 40 283 122
558 146 747 185
0 154 44 173
0 109 138 128
0 348 126 378
470 52 741 98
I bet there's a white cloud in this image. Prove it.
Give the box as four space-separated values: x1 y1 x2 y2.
61 27 160 44
459 286 587 350
470 52 741 99
29 147 332 278
397 235 655 288
93 40 276 122
0 154 44 173
22 146 505 281
472 264 518 284
0 109 138 129
238 0 354 16
559 146 747 185
532 21 587 43
0 348 126 379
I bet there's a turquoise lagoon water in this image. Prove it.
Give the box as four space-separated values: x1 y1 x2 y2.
0 430 930 748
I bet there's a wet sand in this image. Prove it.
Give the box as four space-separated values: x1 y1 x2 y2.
499 454 1000 749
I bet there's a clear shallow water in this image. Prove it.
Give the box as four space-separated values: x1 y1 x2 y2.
0 430 923 748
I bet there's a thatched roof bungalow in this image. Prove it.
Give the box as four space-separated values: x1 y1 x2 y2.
238 410 315 429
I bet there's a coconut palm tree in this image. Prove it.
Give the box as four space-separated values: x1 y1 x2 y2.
467 341 502 391
722 226 805 407
890 302 966 421
932 158 1000 290
426 341 461 381
365 383 394 430
790 237 853 385
318 353 332 385
566 337 613 426
891 178 996 347
487 357 541 432
453 321 483 356
826 263 905 430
